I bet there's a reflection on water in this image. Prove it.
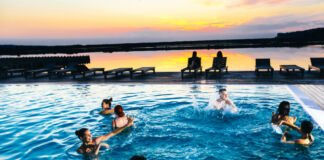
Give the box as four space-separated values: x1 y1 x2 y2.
1 45 323 71
82 45 324 71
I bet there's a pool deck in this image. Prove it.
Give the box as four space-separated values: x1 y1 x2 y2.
288 85 324 131
1 71 324 84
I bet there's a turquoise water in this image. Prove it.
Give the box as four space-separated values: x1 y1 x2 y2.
0 84 323 160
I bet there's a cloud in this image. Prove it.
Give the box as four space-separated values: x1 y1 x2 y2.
229 0 289 7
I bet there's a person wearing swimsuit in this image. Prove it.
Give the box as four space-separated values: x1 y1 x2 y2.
99 98 114 115
214 88 237 112
112 105 130 129
281 120 315 145
271 101 296 126
75 117 133 155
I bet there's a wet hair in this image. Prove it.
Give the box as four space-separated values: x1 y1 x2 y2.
130 155 146 160
101 98 113 108
217 51 223 58
301 120 313 142
114 105 125 117
75 128 88 138
277 101 290 116
219 88 226 93
301 120 313 134
192 51 197 57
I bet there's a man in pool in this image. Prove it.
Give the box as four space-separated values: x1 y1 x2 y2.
75 117 133 155
213 88 237 112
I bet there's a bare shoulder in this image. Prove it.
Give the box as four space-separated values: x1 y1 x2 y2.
100 110 114 115
77 146 84 154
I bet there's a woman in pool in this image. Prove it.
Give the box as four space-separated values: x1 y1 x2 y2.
271 101 296 126
214 88 237 112
75 117 133 155
99 98 114 115
112 105 130 129
281 120 314 145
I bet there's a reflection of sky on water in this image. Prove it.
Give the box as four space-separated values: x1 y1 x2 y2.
84 45 323 71
1 45 322 71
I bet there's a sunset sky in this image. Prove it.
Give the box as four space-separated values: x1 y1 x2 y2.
1 0 323 45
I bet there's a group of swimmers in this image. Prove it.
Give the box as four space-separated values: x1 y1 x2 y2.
271 101 315 145
75 98 134 156
74 89 315 158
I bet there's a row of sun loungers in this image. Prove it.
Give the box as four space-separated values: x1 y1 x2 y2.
181 55 324 78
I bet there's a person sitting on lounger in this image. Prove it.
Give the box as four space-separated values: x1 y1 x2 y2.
189 51 201 69
99 98 114 115
75 117 133 155
271 101 296 126
213 88 237 112
112 105 131 129
281 120 314 145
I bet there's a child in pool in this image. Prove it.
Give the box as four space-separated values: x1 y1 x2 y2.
75 117 133 155
271 101 296 126
281 120 315 145
214 88 237 112
99 98 114 115
112 105 131 129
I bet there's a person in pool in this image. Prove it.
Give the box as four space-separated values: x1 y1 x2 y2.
281 120 314 145
75 117 133 155
214 88 237 112
99 98 114 115
271 101 296 126
112 105 131 129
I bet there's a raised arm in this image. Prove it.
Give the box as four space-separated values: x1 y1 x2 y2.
280 121 302 134
95 117 134 143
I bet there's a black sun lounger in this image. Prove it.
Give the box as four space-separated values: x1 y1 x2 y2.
309 58 324 77
255 58 274 76
104 68 133 79
205 57 228 78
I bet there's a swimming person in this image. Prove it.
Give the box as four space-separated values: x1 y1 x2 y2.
99 98 114 115
75 117 134 155
112 105 131 129
271 101 296 126
281 120 314 145
213 88 237 112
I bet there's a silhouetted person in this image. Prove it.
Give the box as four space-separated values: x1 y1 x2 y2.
188 51 201 69
216 51 223 59
130 155 146 160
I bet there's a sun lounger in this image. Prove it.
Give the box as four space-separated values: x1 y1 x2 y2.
25 64 62 78
181 57 202 79
50 63 79 78
132 67 155 77
205 57 228 78
255 58 274 76
7 68 26 77
72 65 105 78
280 65 305 77
308 58 324 77
104 68 133 79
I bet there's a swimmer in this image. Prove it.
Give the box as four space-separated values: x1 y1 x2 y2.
75 117 133 155
112 105 131 129
271 101 296 126
281 120 314 145
99 98 114 115
214 88 237 112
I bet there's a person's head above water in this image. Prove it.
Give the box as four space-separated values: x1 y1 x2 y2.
217 51 223 58
301 120 313 134
192 51 197 58
130 155 146 160
278 101 290 116
114 105 125 117
219 88 227 99
75 128 92 143
102 98 113 110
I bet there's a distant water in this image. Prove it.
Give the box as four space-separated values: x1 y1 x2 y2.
0 84 323 160
1 45 322 72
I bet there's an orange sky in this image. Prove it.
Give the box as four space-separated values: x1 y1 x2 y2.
0 0 323 45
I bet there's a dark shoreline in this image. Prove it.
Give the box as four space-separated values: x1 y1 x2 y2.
1 38 323 55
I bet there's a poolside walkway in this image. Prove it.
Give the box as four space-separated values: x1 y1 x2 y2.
288 85 324 131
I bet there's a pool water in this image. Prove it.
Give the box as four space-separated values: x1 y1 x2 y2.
0 84 323 160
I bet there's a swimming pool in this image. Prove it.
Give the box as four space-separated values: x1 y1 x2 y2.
0 84 323 159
